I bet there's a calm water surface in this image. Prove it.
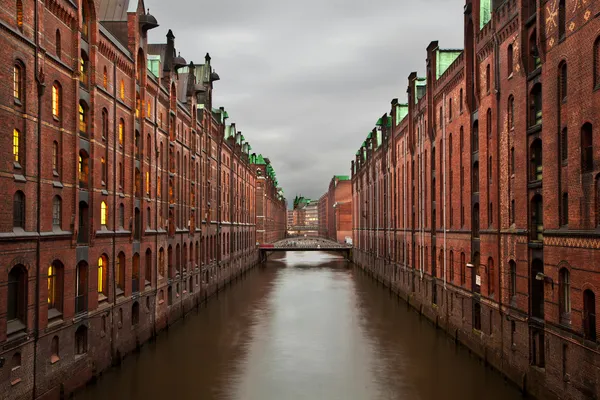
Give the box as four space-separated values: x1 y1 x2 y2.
76 252 522 400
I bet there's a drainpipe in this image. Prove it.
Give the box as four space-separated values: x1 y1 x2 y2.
32 0 44 397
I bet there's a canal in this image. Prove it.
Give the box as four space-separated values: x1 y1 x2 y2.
76 252 522 400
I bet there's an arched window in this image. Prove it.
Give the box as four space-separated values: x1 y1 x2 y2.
13 63 22 102
582 123 593 173
118 119 124 146
75 326 87 355
559 267 570 319
507 44 513 76
132 253 140 293
52 196 61 228
559 62 567 103
487 257 495 296
47 261 63 314
79 51 89 88
159 247 165 277
120 80 125 100
16 0 23 31
531 194 544 241
7 264 27 332
81 0 89 39
448 98 453 120
485 64 491 93
472 121 479 152
595 37 600 88
145 248 152 285
116 252 125 293
530 139 543 181
78 150 89 188
55 30 61 58
13 129 21 164
119 203 124 228
132 302 140 326
75 262 87 314
529 83 542 127
13 191 25 229
584 290 597 341
52 82 61 119
529 30 540 72
507 95 514 130
558 0 566 39
98 255 108 298
79 101 88 136
100 201 108 227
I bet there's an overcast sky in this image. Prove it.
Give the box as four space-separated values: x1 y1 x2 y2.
147 0 464 203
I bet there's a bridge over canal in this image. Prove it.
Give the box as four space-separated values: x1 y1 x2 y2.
258 237 352 262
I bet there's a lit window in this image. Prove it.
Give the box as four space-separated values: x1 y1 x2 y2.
103 67 108 89
16 0 23 31
48 264 58 308
79 103 87 135
13 129 20 163
120 80 125 100
146 171 150 195
100 201 108 226
52 83 60 119
98 256 107 296
119 120 124 145
13 64 22 101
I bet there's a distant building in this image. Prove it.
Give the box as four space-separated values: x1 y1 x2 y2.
318 194 328 237
289 196 319 236
317 176 353 243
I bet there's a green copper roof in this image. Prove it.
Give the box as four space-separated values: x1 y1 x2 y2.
415 77 427 104
436 49 462 79
396 104 408 126
335 175 350 181
376 130 383 148
367 132 372 140
252 154 266 165
480 0 491 29
376 117 392 128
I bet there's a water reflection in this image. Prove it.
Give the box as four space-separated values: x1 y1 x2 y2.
76 251 521 400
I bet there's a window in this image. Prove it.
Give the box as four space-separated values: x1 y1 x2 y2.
473 203 480 238
79 101 88 136
559 62 567 103
459 88 463 112
159 248 165 276
146 134 151 160
103 67 108 89
77 202 89 244
135 168 141 197
472 121 479 152
507 44 513 76
488 257 495 296
75 326 87 355
47 261 63 313
146 171 150 195
13 129 20 164
582 123 593 173
595 37 600 88
531 195 544 241
75 262 87 314
13 191 25 229
509 260 517 300
561 128 568 162
485 64 491 93
145 249 152 285
52 82 61 119
13 64 22 102
449 98 452 120
530 139 543 181
78 150 89 188
473 162 479 192
530 84 542 127
584 289 597 341
52 196 61 227
81 0 89 40
117 252 125 292
16 0 23 31
135 131 140 159
460 252 466 285
79 52 89 88
98 255 108 297
558 0 566 39
118 119 124 146
7 265 27 331
559 268 570 319
119 162 124 189
120 80 125 100
101 157 106 184
132 253 140 293
561 193 569 226
119 203 124 228
52 141 59 174
56 30 61 58
100 201 108 227
529 30 540 72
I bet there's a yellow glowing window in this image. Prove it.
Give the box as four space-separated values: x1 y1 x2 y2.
52 84 60 118
100 201 107 226
147 101 151 118
157 176 161 197
98 257 104 294
13 65 21 100
48 264 57 307
13 129 20 162
103 68 108 88
120 80 125 100
79 104 86 133
16 0 23 30
119 120 124 145
146 171 150 194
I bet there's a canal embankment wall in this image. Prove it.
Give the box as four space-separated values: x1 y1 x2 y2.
353 249 575 400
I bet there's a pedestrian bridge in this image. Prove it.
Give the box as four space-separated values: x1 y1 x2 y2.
259 237 352 261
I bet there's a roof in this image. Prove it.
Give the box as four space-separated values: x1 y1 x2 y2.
99 0 139 21
395 103 408 126
436 49 462 79
334 175 350 181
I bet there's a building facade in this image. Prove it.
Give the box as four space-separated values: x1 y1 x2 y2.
352 1 600 399
253 155 287 245
0 1 284 398
327 176 352 243
318 193 328 237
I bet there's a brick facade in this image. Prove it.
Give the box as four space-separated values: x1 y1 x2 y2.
0 1 285 399
352 1 600 399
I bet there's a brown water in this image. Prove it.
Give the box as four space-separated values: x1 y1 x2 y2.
76 252 522 400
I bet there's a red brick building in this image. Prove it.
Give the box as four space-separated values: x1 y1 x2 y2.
318 176 352 243
352 1 600 399
318 193 328 237
253 154 287 245
0 1 285 398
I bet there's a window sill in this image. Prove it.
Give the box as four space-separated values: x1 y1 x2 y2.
7 320 26 337
48 308 63 321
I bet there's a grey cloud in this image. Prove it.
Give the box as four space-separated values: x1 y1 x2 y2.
146 0 463 201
